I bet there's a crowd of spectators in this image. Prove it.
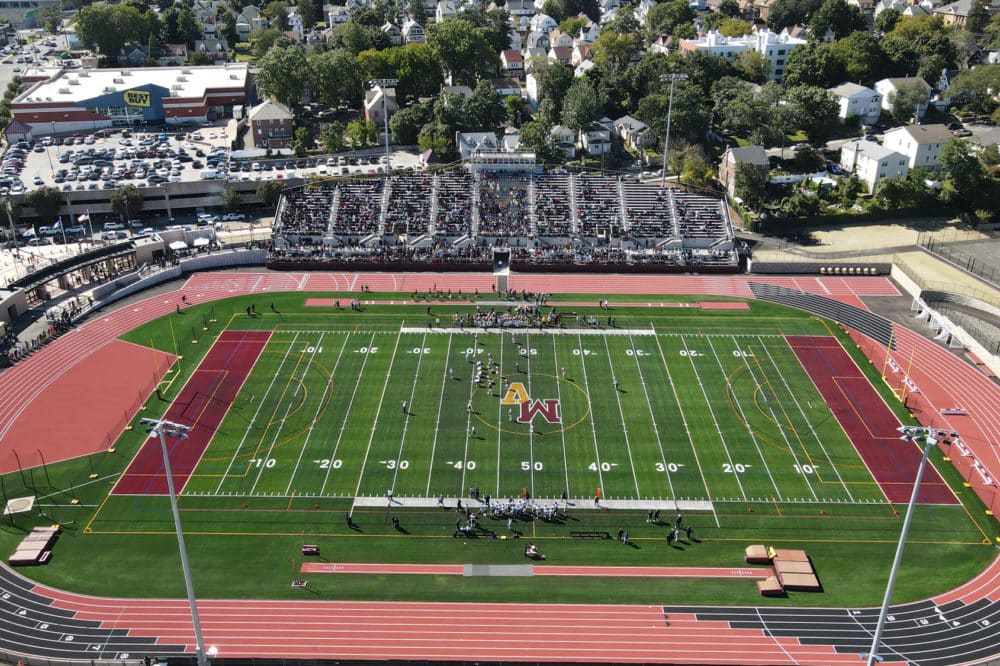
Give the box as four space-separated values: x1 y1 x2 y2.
268 170 738 269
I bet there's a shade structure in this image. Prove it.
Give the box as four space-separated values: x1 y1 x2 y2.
168 240 188 251
192 237 210 247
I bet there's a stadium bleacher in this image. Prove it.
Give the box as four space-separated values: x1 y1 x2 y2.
268 169 739 271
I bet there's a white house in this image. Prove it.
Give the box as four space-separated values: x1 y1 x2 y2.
436 1 459 22
525 30 550 50
457 131 499 159
574 59 596 77
581 121 612 155
839 140 909 193
327 6 351 25
677 28 806 83
548 28 574 49
382 22 403 46
499 0 536 29
525 72 542 108
550 124 576 159
402 18 426 43
881 123 953 168
364 86 398 126
613 115 655 149
286 8 304 39
530 13 558 33
828 82 882 126
875 77 932 119
500 49 525 79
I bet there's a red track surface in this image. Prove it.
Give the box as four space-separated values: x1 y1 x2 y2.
112 330 269 495
300 562 773 578
2 271 997 666
787 335 955 504
0 340 174 475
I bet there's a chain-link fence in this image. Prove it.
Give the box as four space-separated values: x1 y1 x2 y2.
917 229 1000 290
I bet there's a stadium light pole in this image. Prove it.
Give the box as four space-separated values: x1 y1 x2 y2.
864 426 938 666
659 73 688 188
140 417 208 666
368 79 398 175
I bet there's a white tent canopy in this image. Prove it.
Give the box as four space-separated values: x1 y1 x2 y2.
168 240 188 251
192 237 210 247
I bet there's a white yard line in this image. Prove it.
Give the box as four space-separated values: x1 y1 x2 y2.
549 335 571 497
391 331 428 493
627 329 675 499
525 331 536 497
576 333 606 495
284 332 344 495
653 330 717 527
680 333 749 501
214 332 301 495
320 332 377 496
729 335 817 501
249 339 322 495
425 333 454 495
702 335 783 500
349 325 405 513
602 335 641 498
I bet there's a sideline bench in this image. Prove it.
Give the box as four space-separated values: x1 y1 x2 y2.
301 544 319 556
453 529 497 539
570 531 611 540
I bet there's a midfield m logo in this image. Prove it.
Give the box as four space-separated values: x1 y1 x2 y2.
499 382 562 424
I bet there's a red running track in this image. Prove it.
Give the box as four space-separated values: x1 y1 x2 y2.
787 335 955 504
112 330 270 495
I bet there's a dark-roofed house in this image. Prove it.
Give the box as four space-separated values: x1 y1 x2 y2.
719 146 769 197
247 98 294 149
456 131 499 159
613 115 655 150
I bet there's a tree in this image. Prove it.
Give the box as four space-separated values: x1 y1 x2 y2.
189 50 211 65
345 118 370 148
874 7 900 34
308 48 362 108
505 95 524 127
637 82 710 144
109 185 143 221
264 1 290 31
36 4 62 34
256 180 286 207
531 59 574 115
830 31 886 87
782 42 845 88
678 144 714 189
518 120 564 164
809 0 866 40
785 85 840 145
251 28 285 59
426 18 497 86
591 31 638 75
175 7 202 45
718 18 753 36
255 43 310 108
967 0 989 34
25 187 64 226
559 16 588 37
734 161 768 209
766 0 823 32
297 0 319 27
888 80 929 122
939 139 994 212
947 65 1000 120
75 3 127 56
222 12 239 46
720 0 741 16
561 78 602 142
389 102 433 144
645 0 696 39
222 188 243 212
677 50 739 94
290 127 311 156
735 50 771 83
418 119 456 160
321 122 347 153
464 80 505 131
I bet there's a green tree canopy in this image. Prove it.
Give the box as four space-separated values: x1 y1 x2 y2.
109 185 143 220
426 18 497 86
808 0 866 40
783 42 845 88
309 48 362 108
255 43 310 107
25 187 64 226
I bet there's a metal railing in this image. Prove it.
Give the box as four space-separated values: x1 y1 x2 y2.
916 229 1000 290
893 254 1000 310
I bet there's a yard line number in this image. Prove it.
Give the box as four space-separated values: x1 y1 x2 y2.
313 459 343 469
655 462 684 473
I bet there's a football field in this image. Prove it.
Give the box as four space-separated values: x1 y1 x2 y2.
172 323 889 512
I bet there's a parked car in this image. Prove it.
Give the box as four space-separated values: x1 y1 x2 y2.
103 222 125 231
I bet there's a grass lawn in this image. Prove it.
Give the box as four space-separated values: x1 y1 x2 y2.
1 292 996 608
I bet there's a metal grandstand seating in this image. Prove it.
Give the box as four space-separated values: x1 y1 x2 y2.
748 282 895 348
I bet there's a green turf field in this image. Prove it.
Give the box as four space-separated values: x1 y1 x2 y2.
2 293 997 607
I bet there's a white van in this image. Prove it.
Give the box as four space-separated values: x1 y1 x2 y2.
199 169 218 180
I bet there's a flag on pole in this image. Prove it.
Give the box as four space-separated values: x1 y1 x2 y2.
77 213 90 223
22 229 35 238
53 219 62 230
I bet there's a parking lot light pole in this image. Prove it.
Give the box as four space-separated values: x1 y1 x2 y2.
140 417 207 666
864 426 938 666
659 73 688 188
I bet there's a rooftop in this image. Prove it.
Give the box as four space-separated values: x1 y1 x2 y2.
14 63 250 105
887 123 953 144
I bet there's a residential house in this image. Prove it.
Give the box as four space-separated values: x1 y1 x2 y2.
159 44 190 67
839 140 909 193
236 6 266 42
548 46 573 66
525 72 542 108
581 120 612 155
247 98 295 149
436 0 459 22
874 0 929 17
550 124 576 159
402 19 426 44
525 31 550 50
502 126 522 152
613 115 655 150
578 21 600 44
442 85 474 100
969 128 1000 153
327 6 351 25
828 82 882 125
574 59 596 77
678 28 807 83
508 30 523 51
881 123 952 168
548 28 574 49
600 0 622 11
875 77 932 119
382 22 403 46
718 146 769 198
118 45 149 66
500 49 525 79
932 0 973 27
650 35 675 55
365 86 399 125
456 131 499 159
491 77 523 98
286 8 305 39
496 0 536 29
571 43 591 67
847 0 877 16
635 0 657 24
194 39 228 64
530 13 558 33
